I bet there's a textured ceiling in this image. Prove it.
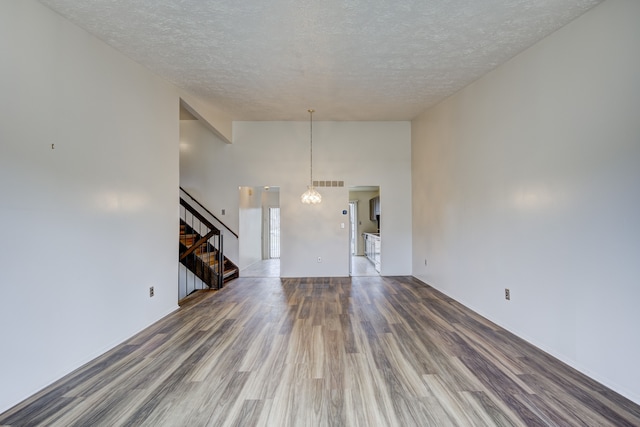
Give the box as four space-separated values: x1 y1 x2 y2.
38 0 601 121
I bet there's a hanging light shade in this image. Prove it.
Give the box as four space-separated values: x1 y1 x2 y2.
301 109 322 204
301 186 322 204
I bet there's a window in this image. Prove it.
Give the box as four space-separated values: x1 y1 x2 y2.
269 207 280 259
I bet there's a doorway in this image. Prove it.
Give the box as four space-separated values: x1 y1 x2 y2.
268 207 280 259
348 186 380 276
239 186 280 277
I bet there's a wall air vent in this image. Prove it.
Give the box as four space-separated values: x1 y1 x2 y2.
313 180 344 187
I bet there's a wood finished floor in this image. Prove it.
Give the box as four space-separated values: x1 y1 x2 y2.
2 276 640 426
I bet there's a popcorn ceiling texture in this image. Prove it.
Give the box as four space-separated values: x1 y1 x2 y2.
38 0 601 120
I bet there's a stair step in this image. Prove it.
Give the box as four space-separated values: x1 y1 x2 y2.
180 234 198 243
223 269 238 279
180 218 239 287
198 253 220 265
195 247 216 255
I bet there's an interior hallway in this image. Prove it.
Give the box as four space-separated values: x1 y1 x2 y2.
240 256 379 279
241 259 281 278
350 255 379 277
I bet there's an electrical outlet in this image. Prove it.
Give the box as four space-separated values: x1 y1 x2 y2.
317 257 322 263
505 288 510 300
149 286 155 297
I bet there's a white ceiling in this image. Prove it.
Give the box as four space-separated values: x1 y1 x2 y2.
38 0 601 121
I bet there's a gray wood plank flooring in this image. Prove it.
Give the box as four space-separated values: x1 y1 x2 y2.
2 276 639 426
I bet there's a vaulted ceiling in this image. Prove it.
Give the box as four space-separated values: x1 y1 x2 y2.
39 0 601 121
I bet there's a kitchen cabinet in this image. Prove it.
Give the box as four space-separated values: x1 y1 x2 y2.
363 232 381 272
369 196 380 221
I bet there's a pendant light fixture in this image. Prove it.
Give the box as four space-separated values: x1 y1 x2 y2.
301 109 322 204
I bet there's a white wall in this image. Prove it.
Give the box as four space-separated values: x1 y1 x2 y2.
412 0 640 404
282 185 351 277
180 120 411 277
238 186 263 269
0 1 179 412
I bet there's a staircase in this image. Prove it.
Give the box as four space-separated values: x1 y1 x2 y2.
179 222 239 288
179 195 239 294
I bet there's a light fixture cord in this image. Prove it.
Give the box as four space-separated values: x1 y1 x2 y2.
309 109 314 187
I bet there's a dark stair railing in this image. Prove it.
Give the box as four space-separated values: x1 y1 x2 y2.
179 197 238 296
180 187 238 238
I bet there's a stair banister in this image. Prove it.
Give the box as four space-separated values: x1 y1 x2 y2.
180 187 238 238
178 194 239 299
